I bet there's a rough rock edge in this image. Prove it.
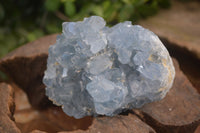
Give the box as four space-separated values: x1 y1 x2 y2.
57 114 155 133
0 83 21 133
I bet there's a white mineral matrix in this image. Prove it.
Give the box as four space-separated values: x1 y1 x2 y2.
43 16 175 119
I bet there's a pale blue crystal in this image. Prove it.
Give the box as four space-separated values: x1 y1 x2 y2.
43 16 175 119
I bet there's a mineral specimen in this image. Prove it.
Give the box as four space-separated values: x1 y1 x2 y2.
43 16 175 119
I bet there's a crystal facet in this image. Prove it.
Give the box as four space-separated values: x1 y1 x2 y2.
43 16 175 119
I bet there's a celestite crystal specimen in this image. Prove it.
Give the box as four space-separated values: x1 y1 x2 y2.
43 16 175 119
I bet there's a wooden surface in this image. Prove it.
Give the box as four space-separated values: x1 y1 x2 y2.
0 83 21 133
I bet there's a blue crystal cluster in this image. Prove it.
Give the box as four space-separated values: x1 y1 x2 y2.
43 16 175 119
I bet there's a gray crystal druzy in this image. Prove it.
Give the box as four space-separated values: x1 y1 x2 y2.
43 16 175 119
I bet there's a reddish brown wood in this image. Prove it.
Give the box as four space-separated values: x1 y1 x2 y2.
28 114 155 133
0 83 21 133
62 114 156 133
30 130 47 133
195 125 200 133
